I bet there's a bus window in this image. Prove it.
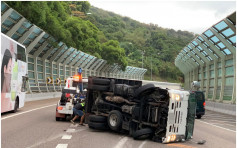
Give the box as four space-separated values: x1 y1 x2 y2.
21 76 28 92
17 45 26 62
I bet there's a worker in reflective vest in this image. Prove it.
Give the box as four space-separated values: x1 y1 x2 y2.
71 99 85 125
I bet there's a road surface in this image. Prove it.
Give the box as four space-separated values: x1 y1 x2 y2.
2 98 236 148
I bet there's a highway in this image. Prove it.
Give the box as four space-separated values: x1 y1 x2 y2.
2 98 236 148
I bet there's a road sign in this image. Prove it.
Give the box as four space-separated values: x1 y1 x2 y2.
56 78 61 85
46 77 53 84
78 68 82 74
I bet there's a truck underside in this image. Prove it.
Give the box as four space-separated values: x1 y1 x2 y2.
85 77 195 143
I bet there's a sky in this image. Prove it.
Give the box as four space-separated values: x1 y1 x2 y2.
89 1 236 34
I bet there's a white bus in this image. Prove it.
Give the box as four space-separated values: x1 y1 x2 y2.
1 33 28 113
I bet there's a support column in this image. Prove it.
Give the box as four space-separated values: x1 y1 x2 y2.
200 66 204 91
205 63 210 100
232 55 236 104
219 59 226 102
213 60 218 101
1 8 13 23
6 18 26 37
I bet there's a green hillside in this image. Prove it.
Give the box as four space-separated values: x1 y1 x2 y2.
86 7 195 82
5 1 196 82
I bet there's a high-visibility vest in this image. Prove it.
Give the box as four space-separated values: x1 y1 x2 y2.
81 102 85 107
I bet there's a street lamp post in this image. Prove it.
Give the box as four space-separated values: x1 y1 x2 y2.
151 52 160 81
142 50 145 69
151 56 152 81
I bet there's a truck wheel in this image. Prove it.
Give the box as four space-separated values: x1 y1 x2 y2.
12 98 19 113
88 121 107 130
92 78 110 85
197 115 202 119
88 84 109 91
56 117 61 121
129 122 137 136
133 128 153 140
134 84 155 98
108 110 123 131
89 115 107 123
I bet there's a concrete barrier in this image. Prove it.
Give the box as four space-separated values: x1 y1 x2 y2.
26 92 61 102
25 92 235 116
205 101 236 116
142 80 181 89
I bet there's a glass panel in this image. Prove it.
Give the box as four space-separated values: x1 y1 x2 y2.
218 79 222 86
28 57 34 63
28 71 34 78
53 75 57 80
203 72 206 78
53 69 57 74
198 36 204 41
66 71 69 75
10 11 21 21
60 70 63 74
217 42 225 48
209 79 214 87
225 77 234 86
2 19 14 27
225 66 234 76
218 69 222 77
218 62 221 68
37 60 43 65
38 73 43 79
204 30 214 37
46 62 50 67
229 36 236 43
198 73 201 80
215 21 228 31
22 22 32 29
37 65 43 72
46 67 51 73
28 63 34 70
226 59 233 66
210 70 215 78
203 80 207 87
223 49 231 55
211 36 219 43
222 28 234 37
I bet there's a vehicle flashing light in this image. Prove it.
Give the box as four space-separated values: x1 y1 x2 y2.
167 136 171 143
203 102 206 106
57 106 63 110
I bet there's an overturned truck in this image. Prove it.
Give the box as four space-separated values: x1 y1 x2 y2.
85 77 196 143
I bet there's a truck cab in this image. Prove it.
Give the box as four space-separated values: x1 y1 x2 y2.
190 81 205 119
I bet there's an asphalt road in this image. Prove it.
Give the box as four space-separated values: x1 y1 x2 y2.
1 98 236 148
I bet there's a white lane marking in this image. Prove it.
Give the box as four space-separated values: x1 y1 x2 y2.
56 144 68 148
113 137 129 148
26 133 64 148
66 129 75 133
205 119 236 123
1 104 55 120
138 140 147 148
62 135 72 140
197 120 236 132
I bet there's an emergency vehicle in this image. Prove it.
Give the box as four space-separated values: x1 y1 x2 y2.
55 75 88 121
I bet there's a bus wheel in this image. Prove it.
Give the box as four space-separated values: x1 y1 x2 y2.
13 98 19 113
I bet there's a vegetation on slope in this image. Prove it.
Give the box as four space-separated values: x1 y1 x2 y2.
5 1 196 82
